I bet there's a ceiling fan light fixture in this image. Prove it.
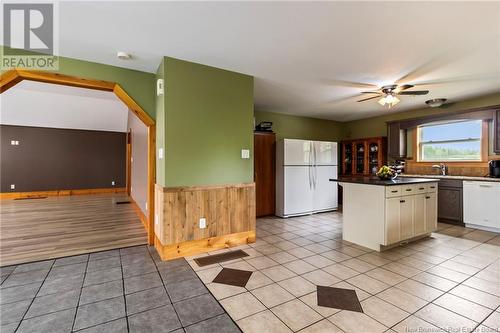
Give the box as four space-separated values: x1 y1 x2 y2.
425 98 447 108
378 94 400 108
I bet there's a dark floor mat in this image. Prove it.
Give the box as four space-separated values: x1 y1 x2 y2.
194 250 249 267
14 196 48 200
116 201 131 204
317 286 363 312
212 268 253 287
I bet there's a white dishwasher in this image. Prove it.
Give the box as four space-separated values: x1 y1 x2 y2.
463 181 500 232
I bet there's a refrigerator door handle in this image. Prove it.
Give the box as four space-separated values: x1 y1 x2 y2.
313 143 317 189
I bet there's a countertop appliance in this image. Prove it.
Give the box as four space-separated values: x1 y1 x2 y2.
276 139 338 217
489 160 500 178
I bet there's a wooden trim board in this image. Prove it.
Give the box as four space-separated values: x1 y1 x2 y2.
0 69 156 245
154 231 256 261
0 187 126 200
130 197 148 230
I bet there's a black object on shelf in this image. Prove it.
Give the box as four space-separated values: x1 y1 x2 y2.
255 121 273 132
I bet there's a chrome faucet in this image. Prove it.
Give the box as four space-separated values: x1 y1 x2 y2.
432 163 447 176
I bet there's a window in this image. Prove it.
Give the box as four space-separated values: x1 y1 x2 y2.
418 120 482 161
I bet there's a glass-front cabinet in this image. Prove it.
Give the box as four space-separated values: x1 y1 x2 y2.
355 142 366 174
341 137 386 176
342 142 353 175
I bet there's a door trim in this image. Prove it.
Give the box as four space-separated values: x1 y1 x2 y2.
0 69 156 245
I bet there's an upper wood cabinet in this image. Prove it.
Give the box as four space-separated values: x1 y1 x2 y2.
494 110 500 153
387 122 407 158
341 137 386 176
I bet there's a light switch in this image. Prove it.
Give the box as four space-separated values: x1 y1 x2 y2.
111 181 115 186
199 218 207 229
10 184 15 190
241 149 250 159
159 148 164 159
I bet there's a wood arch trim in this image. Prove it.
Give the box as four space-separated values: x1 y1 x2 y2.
0 69 156 245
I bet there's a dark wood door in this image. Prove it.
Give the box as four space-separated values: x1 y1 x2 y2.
254 132 276 217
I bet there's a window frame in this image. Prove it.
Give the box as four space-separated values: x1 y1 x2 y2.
414 119 489 164
417 120 483 162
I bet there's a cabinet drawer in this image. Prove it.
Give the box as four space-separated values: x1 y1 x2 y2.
414 184 428 194
386 186 401 198
427 183 438 193
401 185 415 196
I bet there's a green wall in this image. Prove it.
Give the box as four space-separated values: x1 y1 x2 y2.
160 57 254 187
254 110 345 141
342 92 500 139
1 46 156 118
155 59 166 186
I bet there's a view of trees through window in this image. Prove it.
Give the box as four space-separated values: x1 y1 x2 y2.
418 120 482 161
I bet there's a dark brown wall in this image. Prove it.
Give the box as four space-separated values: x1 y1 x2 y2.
1 125 126 192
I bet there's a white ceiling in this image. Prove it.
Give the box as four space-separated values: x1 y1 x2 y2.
1 81 129 132
43 2 500 120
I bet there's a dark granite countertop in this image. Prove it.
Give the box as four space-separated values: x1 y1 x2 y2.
337 176 440 186
401 174 500 182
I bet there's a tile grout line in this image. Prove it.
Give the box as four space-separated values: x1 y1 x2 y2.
118 251 130 333
12 259 55 332
70 254 90 332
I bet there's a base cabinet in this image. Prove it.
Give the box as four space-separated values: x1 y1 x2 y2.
385 198 401 245
383 183 437 246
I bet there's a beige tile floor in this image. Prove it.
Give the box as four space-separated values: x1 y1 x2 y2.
188 212 500 333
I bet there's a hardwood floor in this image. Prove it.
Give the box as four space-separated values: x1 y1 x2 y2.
0 194 147 266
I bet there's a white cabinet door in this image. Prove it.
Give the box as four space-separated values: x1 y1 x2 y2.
284 166 314 216
313 166 337 212
425 192 437 232
385 197 401 245
314 141 337 165
413 193 426 236
400 196 414 240
284 139 312 166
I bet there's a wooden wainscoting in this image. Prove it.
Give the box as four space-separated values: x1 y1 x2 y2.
154 183 256 260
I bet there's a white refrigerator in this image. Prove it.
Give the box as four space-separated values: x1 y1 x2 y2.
276 139 338 218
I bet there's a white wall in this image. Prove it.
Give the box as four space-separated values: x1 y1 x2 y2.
1 80 128 132
128 110 148 215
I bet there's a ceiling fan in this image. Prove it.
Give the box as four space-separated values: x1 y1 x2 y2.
357 84 429 108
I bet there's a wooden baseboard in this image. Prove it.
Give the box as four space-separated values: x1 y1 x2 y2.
154 230 256 261
129 197 148 230
0 187 126 200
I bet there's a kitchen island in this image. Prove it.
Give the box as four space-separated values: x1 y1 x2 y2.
339 177 439 251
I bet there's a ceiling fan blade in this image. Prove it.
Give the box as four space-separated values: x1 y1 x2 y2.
415 74 499 86
357 95 382 102
396 84 414 91
324 79 379 89
361 91 382 94
397 90 429 95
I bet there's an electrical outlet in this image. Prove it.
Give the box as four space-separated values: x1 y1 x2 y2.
199 218 207 229
158 148 164 159
10 184 15 190
111 181 115 186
